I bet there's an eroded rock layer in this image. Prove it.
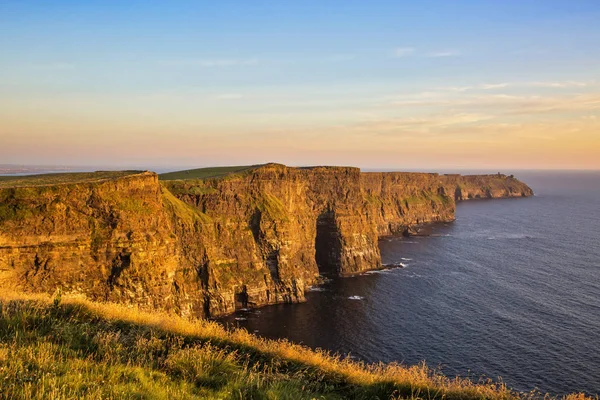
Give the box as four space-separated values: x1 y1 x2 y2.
0 164 533 317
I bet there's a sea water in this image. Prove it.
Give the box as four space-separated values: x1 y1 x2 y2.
220 171 600 395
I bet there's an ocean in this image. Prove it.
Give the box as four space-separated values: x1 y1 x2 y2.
219 171 600 396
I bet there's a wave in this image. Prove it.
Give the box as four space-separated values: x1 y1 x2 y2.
348 295 365 300
308 286 327 292
381 262 408 269
364 268 395 275
363 270 382 275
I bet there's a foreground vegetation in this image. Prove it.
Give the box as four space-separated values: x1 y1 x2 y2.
0 292 592 399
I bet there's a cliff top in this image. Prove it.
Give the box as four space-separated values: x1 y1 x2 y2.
0 170 144 188
158 163 358 181
159 164 265 180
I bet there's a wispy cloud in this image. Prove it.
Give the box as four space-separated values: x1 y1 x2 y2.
160 58 259 67
217 93 244 100
353 113 494 135
480 83 510 90
392 47 415 57
530 81 592 88
435 83 509 92
385 90 600 116
435 80 596 93
426 50 461 58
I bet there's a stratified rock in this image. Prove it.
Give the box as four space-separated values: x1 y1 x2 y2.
0 164 533 317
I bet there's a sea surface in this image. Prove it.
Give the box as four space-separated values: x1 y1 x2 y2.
219 171 600 396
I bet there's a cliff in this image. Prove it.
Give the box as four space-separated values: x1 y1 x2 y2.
0 164 533 317
0 171 206 316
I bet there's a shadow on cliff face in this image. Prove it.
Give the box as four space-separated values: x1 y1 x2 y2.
315 211 342 277
249 209 280 282
108 252 131 289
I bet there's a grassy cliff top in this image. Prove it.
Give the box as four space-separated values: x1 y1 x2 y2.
159 164 365 182
2 291 582 400
159 165 265 181
0 171 143 188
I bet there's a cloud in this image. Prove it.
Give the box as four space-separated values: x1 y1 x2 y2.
435 83 510 92
217 93 244 100
480 83 510 90
386 89 600 116
353 113 494 135
530 81 591 88
426 50 461 57
160 58 259 67
419 80 596 96
392 47 415 57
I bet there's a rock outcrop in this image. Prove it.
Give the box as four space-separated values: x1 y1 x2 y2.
0 164 533 317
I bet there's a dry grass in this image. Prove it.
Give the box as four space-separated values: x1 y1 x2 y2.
158 165 262 181
0 171 140 188
0 290 595 400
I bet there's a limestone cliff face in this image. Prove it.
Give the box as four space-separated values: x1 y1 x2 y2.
360 172 456 236
0 165 533 318
162 164 380 316
0 172 205 317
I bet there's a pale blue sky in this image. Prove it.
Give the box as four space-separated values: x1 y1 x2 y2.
1 1 599 169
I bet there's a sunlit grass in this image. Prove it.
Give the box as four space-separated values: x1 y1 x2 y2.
0 290 594 399
158 165 263 181
0 171 140 188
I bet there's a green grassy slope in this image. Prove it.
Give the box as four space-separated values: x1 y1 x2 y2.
158 165 263 181
1 293 586 400
0 171 140 188
0 300 329 399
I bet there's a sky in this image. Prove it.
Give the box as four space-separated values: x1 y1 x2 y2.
1 1 600 171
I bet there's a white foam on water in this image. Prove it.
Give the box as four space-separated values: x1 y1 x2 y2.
348 295 365 300
365 268 395 275
235 317 247 321
363 270 379 275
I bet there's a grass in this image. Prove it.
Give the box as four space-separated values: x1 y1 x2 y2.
0 291 593 400
0 171 140 188
254 193 288 220
161 188 212 224
159 165 264 181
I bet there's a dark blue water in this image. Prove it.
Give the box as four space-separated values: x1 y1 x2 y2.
220 172 600 396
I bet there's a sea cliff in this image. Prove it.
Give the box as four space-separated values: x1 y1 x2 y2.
0 164 533 317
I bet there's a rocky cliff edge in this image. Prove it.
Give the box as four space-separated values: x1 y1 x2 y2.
0 164 533 317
